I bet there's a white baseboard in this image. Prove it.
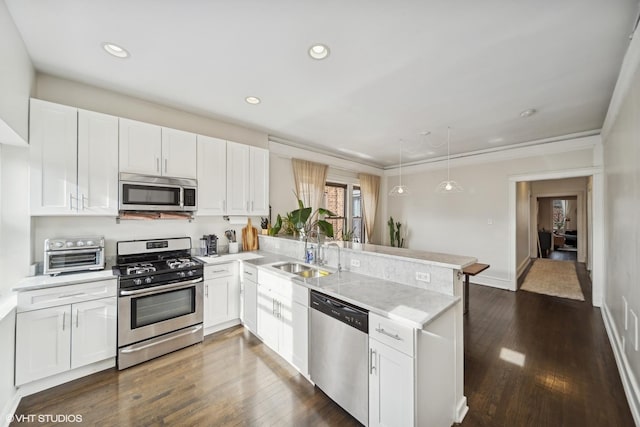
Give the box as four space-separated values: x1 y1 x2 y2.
17 358 115 398
601 304 640 425
455 396 469 423
517 257 532 279
468 275 515 291
1 389 20 427
204 318 241 336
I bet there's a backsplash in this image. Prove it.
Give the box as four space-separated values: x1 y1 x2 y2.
32 216 264 262
258 235 458 296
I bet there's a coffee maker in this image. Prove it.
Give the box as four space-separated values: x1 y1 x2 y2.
200 234 218 256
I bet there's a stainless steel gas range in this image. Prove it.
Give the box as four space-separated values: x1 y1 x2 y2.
115 237 204 369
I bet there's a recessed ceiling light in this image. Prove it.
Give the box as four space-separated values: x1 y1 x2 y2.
245 96 261 105
102 42 129 58
519 108 537 118
308 44 330 60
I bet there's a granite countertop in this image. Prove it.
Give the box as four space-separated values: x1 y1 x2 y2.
13 268 118 292
251 255 459 329
290 271 459 329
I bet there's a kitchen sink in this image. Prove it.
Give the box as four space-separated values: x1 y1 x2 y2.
295 268 331 279
273 262 312 274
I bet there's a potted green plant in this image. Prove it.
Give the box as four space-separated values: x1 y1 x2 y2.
269 200 336 239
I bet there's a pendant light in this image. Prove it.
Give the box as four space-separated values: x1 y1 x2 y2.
389 140 410 196
436 127 463 193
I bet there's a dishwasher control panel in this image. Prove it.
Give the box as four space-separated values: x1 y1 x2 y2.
310 291 368 333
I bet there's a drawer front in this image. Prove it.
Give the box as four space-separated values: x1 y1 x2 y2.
258 270 292 300
204 262 236 280
17 279 117 313
242 263 258 283
369 312 415 357
292 282 308 306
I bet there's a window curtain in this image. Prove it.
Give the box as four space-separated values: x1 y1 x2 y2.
291 159 328 213
358 173 380 243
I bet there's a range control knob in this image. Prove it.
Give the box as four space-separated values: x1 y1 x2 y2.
66 241 74 247
133 278 142 286
178 271 186 278
86 240 94 246
144 277 152 284
54 241 64 248
76 241 85 247
187 270 194 277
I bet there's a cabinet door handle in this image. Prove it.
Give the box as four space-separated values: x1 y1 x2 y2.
156 158 160 172
75 308 79 328
205 284 209 298
375 327 403 341
246 201 249 211
370 348 376 374
62 311 66 331
164 158 168 173
251 201 254 212
272 298 276 315
69 193 76 211
81 194 86 210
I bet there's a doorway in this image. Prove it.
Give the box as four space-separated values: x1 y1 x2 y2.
508 168 603 307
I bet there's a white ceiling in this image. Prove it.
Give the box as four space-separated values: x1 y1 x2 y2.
6 0 639 167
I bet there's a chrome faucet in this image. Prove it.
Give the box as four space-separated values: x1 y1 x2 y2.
327 242 342 272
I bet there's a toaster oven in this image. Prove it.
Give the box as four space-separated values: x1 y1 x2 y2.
44 237 106 275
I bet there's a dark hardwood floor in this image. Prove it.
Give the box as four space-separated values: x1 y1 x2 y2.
11 327 360 427
13 262 633 426
461 261 633 426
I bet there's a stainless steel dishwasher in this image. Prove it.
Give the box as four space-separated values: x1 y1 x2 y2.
309 290 369 425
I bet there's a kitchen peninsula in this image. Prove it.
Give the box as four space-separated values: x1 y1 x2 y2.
250 235 475 425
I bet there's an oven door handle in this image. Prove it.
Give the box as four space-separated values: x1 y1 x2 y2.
119 277 203 296
46 249 100 256
120 324 203 353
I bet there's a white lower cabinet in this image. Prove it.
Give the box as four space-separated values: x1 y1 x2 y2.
15 280 117 386
291 285 309 376
369 309 456 427
70 298 117 369
203 262 240 334
241 264 258 334
15 306 71 385
369 338 414 427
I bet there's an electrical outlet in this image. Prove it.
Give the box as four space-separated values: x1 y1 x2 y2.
416 272 431 283
624 296 628 330
631 309 639 351
487 218 493 225
350 259 361 268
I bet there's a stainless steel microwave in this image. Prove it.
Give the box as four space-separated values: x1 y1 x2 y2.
119 173 197 212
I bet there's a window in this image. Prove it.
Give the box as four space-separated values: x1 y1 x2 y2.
352 186 364 243
324 183 346 240
324 182 365 242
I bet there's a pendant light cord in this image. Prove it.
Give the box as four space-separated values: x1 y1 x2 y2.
447 127 451 182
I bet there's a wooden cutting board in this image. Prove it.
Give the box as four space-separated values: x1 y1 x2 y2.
242 218 259 251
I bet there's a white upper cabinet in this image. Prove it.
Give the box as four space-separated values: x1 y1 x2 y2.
226 141 269 216
249 146 269 215
226 141 251 215
161 128 197 179
29 99 78 215
119 118 162 176
119 118 196 179
29 99 118 216
77 109 119 215
197 135 227 215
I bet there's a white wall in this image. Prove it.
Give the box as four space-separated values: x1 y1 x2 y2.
385 142 595 289
515 181 530 276
602 51 640 421
35 74 268 149
0 1 34 420
0 0 34 145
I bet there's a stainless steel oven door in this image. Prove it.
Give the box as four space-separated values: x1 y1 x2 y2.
118 278 203 347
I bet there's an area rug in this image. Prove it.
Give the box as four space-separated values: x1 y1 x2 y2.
520 259 584 301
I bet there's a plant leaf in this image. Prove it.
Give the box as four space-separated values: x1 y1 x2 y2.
317 220 334 238
269 214 282 236
317 208 337 217
290 207 312 228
